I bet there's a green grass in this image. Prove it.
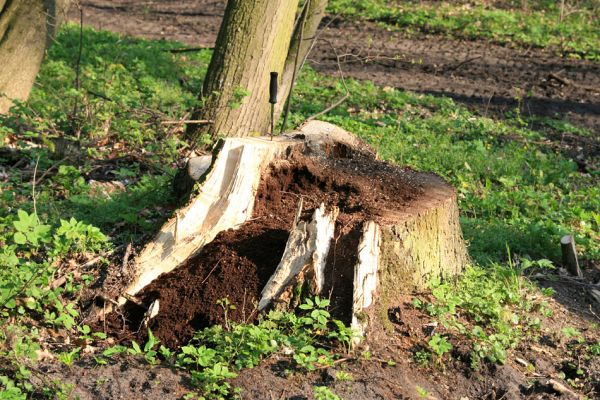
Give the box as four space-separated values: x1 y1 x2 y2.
328 0 600 60
1 24 599 397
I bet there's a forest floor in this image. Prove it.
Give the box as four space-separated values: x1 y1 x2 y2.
0 1 598 399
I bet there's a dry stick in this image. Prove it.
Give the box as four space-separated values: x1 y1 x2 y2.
161 119 213 125
305 40 350 122
483 90 495 118
165 46 214 53
32 156 40 216
589 305 600 322
298 14 341 73
34 156 68 186
444 55 483 73
72 5 84 140
201 259 223 285
280 0 310 134
121 242 133 274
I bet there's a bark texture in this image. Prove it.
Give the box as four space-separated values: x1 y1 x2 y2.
190 0 300 140
0 0 70 113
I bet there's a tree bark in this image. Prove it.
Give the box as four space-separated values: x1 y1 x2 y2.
187 0 300 141
0 0 70 113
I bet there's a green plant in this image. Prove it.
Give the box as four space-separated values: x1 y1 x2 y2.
589 343 600 356
561 326 582 339
413 349 431 366
12 210 51 248
128 329 161 364
428 334 453 358
414 259 550 368
57 347 81 366
335 371 353 382
216 297 236 330
415 385 429 398
175 297 352 399
313 386 341 400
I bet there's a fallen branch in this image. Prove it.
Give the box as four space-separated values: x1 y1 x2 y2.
444 55 483 73
161 119 213 125
165 46 214 53
34 156 69 186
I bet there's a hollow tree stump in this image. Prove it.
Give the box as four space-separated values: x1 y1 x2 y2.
107 121 468 346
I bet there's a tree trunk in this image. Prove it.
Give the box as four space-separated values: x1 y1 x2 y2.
276 0 328 120
0 0 70 114
188 0 300 141
101 121 469 346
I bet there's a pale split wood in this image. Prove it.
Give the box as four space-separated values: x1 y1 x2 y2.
117 121 357 306
351 221 381 345
258 202 338 311
119 136 296 304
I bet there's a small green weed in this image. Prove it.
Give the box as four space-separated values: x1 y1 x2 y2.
176 297 353 399
335 371 353 382
589 343 600 356
57 347 81 367
314 386 342 400
428 334 453 359
415 260 552 368
415 385 429 398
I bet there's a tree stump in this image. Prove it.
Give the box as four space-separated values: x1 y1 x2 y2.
104 121 468 347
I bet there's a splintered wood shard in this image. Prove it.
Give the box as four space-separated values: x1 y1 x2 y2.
120 136 295 303
352 221 381 345
258 202 338 311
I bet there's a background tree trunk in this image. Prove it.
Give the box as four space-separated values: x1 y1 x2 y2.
188 0 300 141
0 0 70 114
275 0 328 120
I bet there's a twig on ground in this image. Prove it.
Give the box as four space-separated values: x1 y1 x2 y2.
161 119 213 125
532 274 597 288
444 55 483 73
121 242 133 274
165 46 213 53
32 156 40 216
484 90 495 117
34 156 68 186
305 40 350 122
315 356 354 370
548 72 600 93
201 259 223 285
588 305 600 322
